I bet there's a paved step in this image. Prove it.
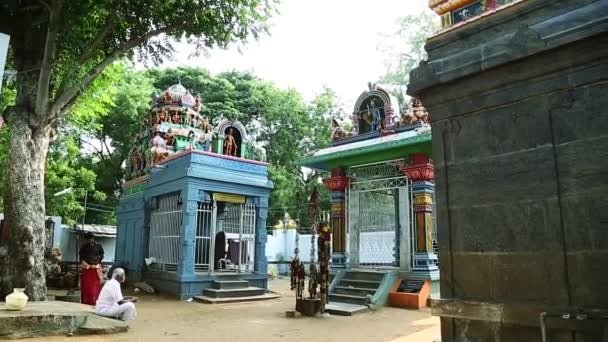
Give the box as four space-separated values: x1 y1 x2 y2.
344 271 385 282
339 279 382 290
329 293 368 305
213 273 245 280
333 286 377 297
194 292 280 304
325 302 369 316
213 280 249 290
202 287 266 298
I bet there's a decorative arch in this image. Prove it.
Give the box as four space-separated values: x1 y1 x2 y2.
352 85 400 134
215 119 248 141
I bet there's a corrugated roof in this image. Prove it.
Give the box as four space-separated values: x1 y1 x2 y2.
64 224 116 237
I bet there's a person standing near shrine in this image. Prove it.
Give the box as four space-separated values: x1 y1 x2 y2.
79 232 104 305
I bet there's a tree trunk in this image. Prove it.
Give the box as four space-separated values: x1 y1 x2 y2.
0 109 50 301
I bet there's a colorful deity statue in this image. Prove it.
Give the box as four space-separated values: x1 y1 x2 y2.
165 129 175 146
368 100 383 131
171 111 181 124
331 119 347 141
163 90 172 104
156 109 168 124
400 98 429 125
150 133 169 164
223 128 238 157
192 96 201 113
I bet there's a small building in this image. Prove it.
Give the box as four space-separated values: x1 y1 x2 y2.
56 224 117 263
298 84 439 310
115 84 273 300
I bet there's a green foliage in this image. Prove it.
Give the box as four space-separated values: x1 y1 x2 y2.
45 135 107 226
379 12 439 103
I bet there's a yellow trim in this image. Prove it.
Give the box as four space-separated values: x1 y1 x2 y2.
414 194 433 206
213 193 246 204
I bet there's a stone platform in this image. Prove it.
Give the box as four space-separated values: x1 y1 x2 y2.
0 301 128 339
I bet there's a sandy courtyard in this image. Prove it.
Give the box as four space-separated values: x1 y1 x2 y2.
32 278 439 342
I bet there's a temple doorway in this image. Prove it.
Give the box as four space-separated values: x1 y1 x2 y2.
194 199 256 273
346 163 412 269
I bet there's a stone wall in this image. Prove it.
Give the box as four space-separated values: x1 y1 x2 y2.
408 0 608 340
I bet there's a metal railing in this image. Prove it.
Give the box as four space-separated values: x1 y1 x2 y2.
148 193 182 272
194 202 213 272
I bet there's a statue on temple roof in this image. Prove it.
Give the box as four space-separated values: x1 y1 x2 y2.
331 119 347 141
368 100 383 131
171 111 181 124
223 128 238 157
192 96 201 113
400 98 429 125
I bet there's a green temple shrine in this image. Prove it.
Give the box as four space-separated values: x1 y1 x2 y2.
298 84 439 313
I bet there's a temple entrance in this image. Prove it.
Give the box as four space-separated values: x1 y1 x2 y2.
346 163 412 269
194 199 256 273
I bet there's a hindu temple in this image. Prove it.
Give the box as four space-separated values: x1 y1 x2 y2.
299 83 439 314
114 83 274 301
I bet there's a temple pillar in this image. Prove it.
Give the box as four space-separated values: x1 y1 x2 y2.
322 168 351 268
402 153 438 272
254 196 269 275
178 187 209 280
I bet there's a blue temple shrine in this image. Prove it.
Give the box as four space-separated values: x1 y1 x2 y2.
115 84 273 300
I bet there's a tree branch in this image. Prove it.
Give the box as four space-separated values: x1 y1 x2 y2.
35 0 63 116
49 25 182 122
77 4 117 63
101 136 114 159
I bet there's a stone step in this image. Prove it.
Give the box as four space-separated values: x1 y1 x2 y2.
194 292 280 304
202 287 266 298
333 286 377 297
213 280 249 290
325 302 369 316
344 271 385 282
329 293 368 305
339 279 382 290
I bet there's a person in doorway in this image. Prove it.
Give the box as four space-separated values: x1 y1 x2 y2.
96 268 137 321
79 232 104 305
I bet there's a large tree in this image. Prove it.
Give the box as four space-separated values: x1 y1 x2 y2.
0 0 275 300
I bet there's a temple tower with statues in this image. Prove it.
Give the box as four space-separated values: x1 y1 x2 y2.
299 84 439 314
115 83 274 301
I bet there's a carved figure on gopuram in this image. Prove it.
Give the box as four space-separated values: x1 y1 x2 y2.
400 98 429 126
331 119 348 141
368 100 383 131
223 128 238 157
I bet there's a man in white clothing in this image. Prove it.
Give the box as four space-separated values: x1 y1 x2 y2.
95 268 137 321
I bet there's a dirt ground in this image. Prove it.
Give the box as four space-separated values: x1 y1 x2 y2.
33 278 440 342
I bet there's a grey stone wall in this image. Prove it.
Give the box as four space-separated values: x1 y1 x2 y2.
408 0 608 341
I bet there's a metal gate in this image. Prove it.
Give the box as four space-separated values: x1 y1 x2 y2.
195 201 256 273
148 193 182 271
346 162 412 269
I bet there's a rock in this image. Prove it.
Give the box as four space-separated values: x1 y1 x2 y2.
0 301 128 339
134 282 155 294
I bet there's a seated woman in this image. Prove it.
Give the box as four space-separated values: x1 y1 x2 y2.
95 268 137 321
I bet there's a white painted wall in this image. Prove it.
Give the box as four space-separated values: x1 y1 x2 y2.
0 33 9 93
265 229 396 265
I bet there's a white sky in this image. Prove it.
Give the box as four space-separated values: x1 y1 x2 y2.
161 0 431 111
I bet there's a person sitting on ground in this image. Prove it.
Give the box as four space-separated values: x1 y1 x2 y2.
95 268 137 321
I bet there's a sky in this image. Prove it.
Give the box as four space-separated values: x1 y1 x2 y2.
161 0 431 111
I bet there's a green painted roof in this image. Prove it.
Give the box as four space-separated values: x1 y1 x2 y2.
298 131 432 171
